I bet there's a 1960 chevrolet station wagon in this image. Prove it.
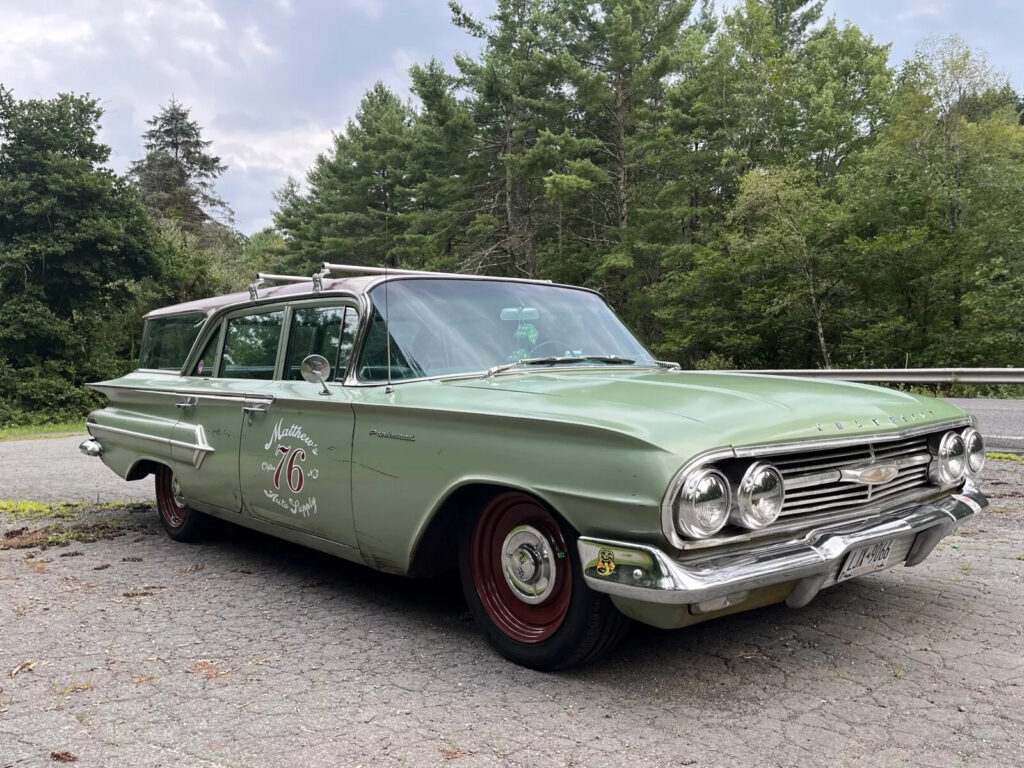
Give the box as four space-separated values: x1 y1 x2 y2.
81 264 989 669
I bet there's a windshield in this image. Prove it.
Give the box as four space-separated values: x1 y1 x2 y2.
359 278 655 381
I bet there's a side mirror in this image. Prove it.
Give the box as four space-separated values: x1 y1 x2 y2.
300 354 332 396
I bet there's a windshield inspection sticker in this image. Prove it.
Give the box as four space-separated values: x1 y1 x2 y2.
261 419 320 517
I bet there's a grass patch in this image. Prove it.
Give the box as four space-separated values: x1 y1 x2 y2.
2 517 142 551
0 421 85 441
0 500 131 522
987 452 1024 464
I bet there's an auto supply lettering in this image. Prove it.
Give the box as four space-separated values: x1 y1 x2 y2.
262 419 319 517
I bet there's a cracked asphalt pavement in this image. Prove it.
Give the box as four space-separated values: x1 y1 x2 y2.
0 440 1022 767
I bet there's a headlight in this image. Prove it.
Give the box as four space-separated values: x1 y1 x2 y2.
674 466 731 539
932 431 967 485
732 462 785 530
962 428 986 477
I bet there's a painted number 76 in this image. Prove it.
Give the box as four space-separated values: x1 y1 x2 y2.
273 446 306 493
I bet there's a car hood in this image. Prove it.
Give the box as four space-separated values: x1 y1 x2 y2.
447 368 969 456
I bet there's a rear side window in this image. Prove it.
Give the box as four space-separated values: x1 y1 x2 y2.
139 314 207 371
284 306 359 381
221 311 284 380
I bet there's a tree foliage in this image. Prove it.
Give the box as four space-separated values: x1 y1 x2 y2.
274 3 1023 372
0 88 160 422
128 98 233 232
3 2 1024 425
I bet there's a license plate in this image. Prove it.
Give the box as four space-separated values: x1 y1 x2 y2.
838 539 895 582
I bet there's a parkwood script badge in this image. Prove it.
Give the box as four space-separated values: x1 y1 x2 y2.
261 419 321 517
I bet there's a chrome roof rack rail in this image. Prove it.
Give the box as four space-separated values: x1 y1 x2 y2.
320 263 553 284
321 263 440 277
250 270 331 300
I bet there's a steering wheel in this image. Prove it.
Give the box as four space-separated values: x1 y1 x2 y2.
528 340 571 357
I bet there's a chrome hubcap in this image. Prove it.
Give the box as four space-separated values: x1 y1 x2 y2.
171 475 186 508
501 525 557 604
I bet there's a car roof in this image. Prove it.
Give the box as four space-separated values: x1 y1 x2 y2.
145 276 378 319
144 272 589 320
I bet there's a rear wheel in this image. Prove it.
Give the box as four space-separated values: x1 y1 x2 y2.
459 491 630 670
154 466 207 543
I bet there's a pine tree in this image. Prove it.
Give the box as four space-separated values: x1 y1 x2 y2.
275 83 415 270
129 99 232 232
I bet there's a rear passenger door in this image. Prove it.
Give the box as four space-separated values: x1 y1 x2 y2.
172 308 283 513
238 301 361 549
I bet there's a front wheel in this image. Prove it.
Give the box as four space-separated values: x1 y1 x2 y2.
459 491 630 670
154 466 207 543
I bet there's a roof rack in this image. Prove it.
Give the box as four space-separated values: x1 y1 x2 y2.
321 263 442 277
248 269 330 300
320 263 552 284
247 264 554 300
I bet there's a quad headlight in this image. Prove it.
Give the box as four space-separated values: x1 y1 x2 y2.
931 431 967 485
731 462 785 530
673 466 731 539
961 427 986 477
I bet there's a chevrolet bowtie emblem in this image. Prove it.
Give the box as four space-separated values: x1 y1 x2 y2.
840 463 899 484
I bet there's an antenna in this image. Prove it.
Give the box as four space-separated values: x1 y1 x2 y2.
384 259 393 394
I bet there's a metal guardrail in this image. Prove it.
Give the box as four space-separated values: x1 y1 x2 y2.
727 368 1024 385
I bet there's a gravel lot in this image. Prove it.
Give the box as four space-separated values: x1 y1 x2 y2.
0 445 1022 767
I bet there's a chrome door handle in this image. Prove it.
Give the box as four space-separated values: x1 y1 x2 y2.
176 396 197 409
242 402 271 414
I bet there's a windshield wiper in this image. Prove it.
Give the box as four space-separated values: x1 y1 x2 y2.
483 355 637 379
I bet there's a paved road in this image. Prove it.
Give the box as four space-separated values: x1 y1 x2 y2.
1 440 1022 765
0 435 154 504
944 399 1024 453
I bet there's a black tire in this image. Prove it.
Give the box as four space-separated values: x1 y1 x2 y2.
154 465 207 543
458 491 631 671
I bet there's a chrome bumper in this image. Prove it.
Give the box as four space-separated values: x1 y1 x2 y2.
79 437 103 457
578 482 987 609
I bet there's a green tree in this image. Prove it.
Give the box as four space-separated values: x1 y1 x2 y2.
0 87 158 422
128 99 232 232
840 38 1024 367
275 83 415 271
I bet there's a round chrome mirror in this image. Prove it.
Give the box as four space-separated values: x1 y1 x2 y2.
300 354 332 385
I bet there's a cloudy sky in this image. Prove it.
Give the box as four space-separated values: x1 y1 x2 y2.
1 0 1021 235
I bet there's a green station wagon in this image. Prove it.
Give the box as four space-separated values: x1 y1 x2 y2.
81 265 989 669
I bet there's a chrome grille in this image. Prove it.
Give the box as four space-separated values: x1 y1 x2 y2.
776 436 932 517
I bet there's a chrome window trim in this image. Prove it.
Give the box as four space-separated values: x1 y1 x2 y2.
660 417 972 551
177 289 365 378
88 385 275 404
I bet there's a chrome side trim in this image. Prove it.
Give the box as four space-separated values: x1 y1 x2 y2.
86 422 214 469
584 482 986 607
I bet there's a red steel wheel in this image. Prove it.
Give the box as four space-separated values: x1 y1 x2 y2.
154 466 206 543
470 492 573 643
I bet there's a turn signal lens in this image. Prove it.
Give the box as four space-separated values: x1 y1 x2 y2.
961 428 986 477
732 462 785 530
675 467 731 539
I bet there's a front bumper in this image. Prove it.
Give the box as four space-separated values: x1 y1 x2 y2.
578 481 987 610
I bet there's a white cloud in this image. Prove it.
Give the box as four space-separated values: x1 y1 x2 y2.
213 124 335 179
240 24 277 64
0 11 95 79
345 0 387 20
